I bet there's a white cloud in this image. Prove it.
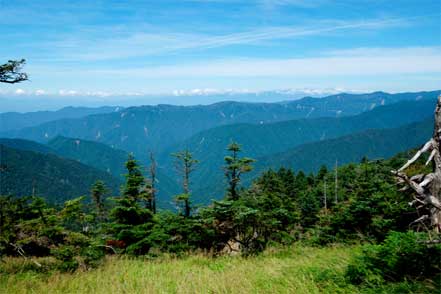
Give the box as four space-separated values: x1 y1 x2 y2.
58 89 78 96
86 46 441 78
172 88 253 96
15 89 26 95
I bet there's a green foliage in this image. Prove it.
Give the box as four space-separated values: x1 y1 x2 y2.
346 231 441 285
122 154 145 200
109 154 154 254
146 212 214 254
0 194 106 273
51 245 79 272
305 157 417 245
224 142 255 200
81 245 105 268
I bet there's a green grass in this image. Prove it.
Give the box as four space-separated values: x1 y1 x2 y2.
0 245 435 294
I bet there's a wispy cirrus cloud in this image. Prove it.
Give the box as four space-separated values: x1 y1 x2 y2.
42 16 412 62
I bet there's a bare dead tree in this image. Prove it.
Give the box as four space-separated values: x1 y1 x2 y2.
173 149 198 217
323 175 327 210
149 152 157 214
335 159 339 204
393 94 441 235
0 59 28 84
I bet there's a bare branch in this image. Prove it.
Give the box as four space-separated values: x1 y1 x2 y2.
398 139 434 172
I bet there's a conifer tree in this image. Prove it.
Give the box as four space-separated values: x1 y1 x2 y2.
224 142 255 200
111 154 152 228
122 154 144 201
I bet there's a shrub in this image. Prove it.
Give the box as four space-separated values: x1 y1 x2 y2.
80 245 105 269
51 245 79 272
346 231 441 285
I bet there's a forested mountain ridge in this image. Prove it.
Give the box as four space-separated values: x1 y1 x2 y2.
47 136 129 177
0 106 122 132
1 91 438 156
159 99 436 202
0 144 121 203
253 118 433 175
0 138 56 154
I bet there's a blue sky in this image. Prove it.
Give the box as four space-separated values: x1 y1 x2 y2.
0 0 440 100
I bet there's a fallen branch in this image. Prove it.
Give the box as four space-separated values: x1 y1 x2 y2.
9 242 42 267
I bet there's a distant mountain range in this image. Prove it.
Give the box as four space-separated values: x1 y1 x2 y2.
1 91 439 156
0 89 426 113
0 106 122 132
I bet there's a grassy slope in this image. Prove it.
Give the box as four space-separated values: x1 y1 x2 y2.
0 246 435 294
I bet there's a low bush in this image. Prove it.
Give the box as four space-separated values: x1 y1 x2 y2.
346 231 441 285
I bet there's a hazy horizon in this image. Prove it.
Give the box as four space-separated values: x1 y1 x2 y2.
1 88 440 113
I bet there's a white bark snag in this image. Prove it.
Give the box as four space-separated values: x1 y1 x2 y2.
393 94 441 233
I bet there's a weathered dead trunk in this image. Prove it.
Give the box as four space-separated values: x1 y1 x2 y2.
393 94 441 234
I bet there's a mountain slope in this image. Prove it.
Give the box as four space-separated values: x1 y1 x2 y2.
0 138 56 154
254 118 433 175
2 91 438 156
159 99 436 202
48 136 129 177
0 144 121 203
0 106 122 132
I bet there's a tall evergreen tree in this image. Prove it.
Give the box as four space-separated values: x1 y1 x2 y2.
122 154 144 201
224 142 255 200
110 154 153 252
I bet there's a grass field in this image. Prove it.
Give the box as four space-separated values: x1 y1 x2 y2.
0 245 435 294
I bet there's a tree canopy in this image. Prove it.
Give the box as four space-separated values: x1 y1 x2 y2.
0 59 28 84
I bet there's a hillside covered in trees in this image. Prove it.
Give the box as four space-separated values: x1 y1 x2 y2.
0 144 120 203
